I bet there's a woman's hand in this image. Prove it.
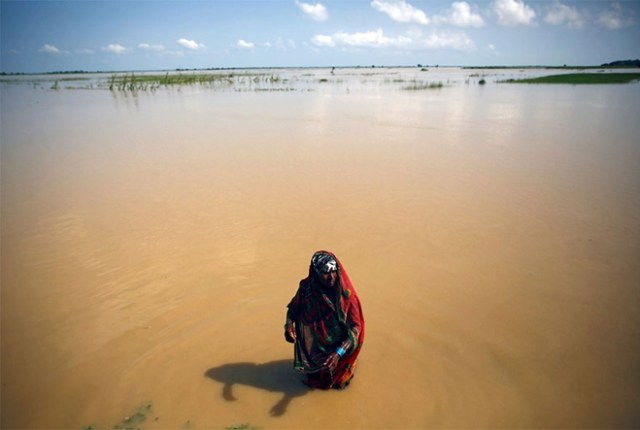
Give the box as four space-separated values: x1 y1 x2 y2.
323 352 340 372
284 322 297 343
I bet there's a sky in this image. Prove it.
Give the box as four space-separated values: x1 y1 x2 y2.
1 0 639 73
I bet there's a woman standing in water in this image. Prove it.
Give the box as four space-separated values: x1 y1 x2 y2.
284 251 365 389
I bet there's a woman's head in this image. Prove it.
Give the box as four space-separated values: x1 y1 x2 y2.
311 251 338 288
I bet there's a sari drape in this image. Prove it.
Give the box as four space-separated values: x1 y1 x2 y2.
286 251 365 389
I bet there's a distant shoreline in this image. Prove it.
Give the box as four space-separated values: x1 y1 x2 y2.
501 72 640 84
1 60 639 77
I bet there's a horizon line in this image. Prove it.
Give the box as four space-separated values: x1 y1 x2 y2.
3 62 638 76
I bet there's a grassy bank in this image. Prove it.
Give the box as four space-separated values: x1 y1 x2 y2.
501 73 640 84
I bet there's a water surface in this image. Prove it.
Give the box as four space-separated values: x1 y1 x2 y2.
2 68 639 429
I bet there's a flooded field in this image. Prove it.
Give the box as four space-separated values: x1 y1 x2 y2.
2 68 639 429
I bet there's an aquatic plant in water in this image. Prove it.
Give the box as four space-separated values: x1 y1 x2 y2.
225 424 258 430
105 72 288 93
83 402 154 430
82 401 257 430
402 81 444 90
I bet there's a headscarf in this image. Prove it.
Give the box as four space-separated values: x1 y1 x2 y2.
311 251 338 274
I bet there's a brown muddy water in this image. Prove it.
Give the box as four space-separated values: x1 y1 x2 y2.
1 68 639 429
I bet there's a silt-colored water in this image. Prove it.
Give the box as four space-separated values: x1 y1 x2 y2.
1 69 639 429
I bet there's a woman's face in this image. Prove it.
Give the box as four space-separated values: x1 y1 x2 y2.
318 270 337 288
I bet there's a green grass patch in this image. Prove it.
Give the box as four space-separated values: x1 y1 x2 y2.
225 424 258 430
83 402 154 430
502 73 640 84
402 81 444 90
82 401 258 430
106 72 283 92
108 73 233 91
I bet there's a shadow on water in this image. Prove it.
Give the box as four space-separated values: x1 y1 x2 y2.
204 359 310 417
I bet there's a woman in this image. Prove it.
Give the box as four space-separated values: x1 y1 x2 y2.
284 250 365 389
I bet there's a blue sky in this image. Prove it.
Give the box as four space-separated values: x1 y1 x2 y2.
1 0 639 73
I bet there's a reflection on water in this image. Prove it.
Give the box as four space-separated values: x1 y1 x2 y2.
1 70 639 429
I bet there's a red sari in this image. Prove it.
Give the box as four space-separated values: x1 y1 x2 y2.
286 251 365 389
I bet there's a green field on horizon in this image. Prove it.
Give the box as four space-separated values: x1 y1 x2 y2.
502 73 640 84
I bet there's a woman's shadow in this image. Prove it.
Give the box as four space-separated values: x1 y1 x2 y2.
204 359 310 417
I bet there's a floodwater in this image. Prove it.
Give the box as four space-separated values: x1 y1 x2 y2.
1 68 639 429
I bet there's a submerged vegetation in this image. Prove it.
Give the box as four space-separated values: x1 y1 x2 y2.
82 401 258 430
502 73 640 84
83 402 154 430
107 72 288 93
402 81 444 90
3 68 640 95
225 424 257 430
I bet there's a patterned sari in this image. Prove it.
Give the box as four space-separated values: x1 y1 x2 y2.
286 251 365 389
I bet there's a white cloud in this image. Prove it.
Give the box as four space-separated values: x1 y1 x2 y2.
493 0 536 26
275 37 297 50
177 38 206 50
419 31 475 50
313 29 413 48
138 43 165 52
544 1 585 28
75 48 95 55
312 34 335 47
596 2 634 29
295 0 329 21
371 0 430 25
237 39 255 50
311 28 473 50
102 44 128 55
434 1 485 27
39 44 61 54
263 38 296 50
